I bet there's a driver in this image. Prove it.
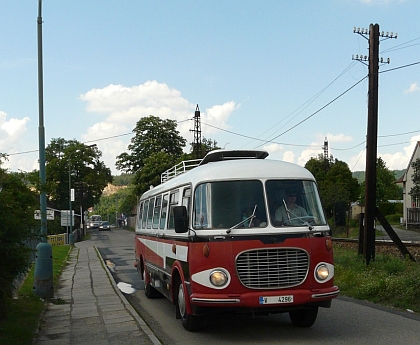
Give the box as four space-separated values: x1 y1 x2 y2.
274 188 308 226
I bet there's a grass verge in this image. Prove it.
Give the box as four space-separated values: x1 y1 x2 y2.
334 242 420 313
0 245 72 345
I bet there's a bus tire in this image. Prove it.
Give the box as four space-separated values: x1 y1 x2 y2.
177 281 201 331
289 307 318 327
143 266 160 299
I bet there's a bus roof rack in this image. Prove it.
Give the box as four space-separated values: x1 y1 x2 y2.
199 149 269 166
160 150 269 183
161 159 201 183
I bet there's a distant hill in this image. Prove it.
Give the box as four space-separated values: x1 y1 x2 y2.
352 169 405 183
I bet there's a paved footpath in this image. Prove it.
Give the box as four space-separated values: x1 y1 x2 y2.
34 241 161 345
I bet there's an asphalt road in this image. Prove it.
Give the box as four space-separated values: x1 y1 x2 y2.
93 227 420 345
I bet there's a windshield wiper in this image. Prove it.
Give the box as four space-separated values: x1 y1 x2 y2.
226 205 257 234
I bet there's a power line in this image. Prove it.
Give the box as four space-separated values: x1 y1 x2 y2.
254 75 368 149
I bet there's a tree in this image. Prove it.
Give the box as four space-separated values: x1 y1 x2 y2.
360 157 402 204
116 116 187 174
305 155 359 216
0 164 38 313
133 151 179 196
28 138 112 227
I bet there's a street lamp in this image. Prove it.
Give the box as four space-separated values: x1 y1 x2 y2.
68 144 96 244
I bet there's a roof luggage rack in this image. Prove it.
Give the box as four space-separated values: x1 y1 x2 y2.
161 159 201 183
160 150 269 183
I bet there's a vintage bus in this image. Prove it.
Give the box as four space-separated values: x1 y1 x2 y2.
134 150 339 331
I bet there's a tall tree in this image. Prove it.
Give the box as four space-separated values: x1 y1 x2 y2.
29 138 112 214
116 116 187 174
305 155 359 216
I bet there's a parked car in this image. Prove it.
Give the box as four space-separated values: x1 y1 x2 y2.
99 221 111 231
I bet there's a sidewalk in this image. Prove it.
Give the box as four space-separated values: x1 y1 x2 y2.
33 241 161 345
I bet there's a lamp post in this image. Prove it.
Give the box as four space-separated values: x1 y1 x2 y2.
68 144 96 244
33 0 54 299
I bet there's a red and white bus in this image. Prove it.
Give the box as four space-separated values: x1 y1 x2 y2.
134 150 339 331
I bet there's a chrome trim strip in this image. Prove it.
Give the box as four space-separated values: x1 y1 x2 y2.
191 298 240 304
312 290 340 299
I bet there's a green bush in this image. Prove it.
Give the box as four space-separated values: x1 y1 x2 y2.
385 214 402 224
0 170 38 316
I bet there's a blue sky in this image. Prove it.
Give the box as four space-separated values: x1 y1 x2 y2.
1 0 420 175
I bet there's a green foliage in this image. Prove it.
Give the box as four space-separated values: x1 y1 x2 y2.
334 244 420 312
113 174 134 186
133 151 179 195
116 115 186 174
359 157 402 204
385 214 403 224
0 169 38 313
0 245 71 344
28 138 112 215
305 154 359 216
93 186 135 224
378 202 397 216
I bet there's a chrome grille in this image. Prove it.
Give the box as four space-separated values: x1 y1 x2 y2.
236 248 309 289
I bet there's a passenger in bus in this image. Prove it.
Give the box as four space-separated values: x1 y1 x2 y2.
274 189 308 226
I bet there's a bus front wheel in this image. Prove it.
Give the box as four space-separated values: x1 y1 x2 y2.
177 282 201 331
289 307 318 327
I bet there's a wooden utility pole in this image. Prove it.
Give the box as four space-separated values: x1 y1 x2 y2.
353 25 414 264
363 23 380 264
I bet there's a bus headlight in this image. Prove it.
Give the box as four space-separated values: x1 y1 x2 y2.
210 270 228 287
315 264 329 281
314 262 334 283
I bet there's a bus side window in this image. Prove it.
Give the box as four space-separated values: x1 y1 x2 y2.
142 200 149 229
167 191 179 229
153 196 161 229
160 194 168 230
137 202 143 229
147 197 155 229
182 188 191 214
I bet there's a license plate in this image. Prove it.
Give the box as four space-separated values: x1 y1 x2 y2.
259 295 294 304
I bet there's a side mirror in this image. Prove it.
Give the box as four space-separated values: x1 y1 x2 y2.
173 206 188 233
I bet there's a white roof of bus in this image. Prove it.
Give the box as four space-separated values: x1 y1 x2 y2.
141 155 315 199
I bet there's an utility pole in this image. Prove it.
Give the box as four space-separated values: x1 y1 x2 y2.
353 24 397 264
323 137 329 171
364 23 380 265
190 104 202 159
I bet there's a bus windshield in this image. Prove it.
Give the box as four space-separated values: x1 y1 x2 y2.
266 180 326 227
193 180 267 229
192 179 326 229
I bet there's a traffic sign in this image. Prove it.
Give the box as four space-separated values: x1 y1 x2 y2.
34 209 54 220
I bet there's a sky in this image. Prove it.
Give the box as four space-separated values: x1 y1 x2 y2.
1 0 420 176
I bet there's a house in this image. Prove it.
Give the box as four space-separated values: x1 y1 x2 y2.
401 141 420 225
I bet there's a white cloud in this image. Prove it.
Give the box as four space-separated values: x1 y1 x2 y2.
404 83 419 94
283 151 296 163
0 111 34 171
80 81 238 174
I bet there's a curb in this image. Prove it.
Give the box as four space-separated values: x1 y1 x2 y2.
94 246 162 345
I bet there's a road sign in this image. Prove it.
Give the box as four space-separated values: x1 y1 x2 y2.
61 210 74 226
34 209 54 220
